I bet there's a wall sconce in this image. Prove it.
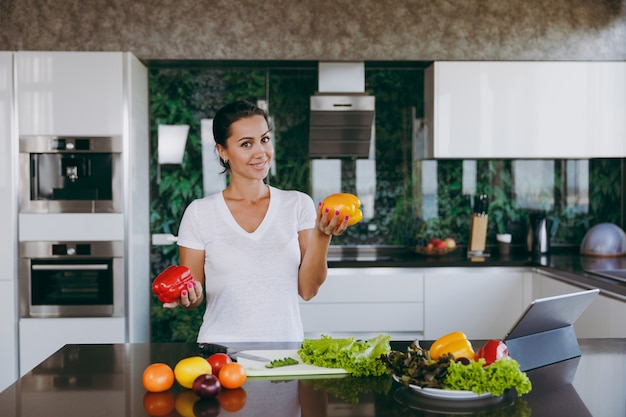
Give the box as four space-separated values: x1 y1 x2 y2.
158 124 189 164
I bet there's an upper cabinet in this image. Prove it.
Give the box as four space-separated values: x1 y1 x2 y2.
424 61 626 158
16 52 125 136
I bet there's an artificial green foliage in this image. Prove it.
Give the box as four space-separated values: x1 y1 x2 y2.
267 68 317 190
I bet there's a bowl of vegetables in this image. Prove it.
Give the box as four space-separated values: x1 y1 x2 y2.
413 237 457 256
381 331 532 400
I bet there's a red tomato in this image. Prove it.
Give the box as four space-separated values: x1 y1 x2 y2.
143 391 175 416
207 353 232 377
142 363 175 393
218 362 247 389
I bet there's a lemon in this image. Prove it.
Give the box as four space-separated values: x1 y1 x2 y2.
174 356 212 389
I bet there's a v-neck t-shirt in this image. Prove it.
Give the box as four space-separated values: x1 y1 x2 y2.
177 186 317 343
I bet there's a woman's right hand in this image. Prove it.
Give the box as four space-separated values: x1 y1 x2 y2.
316 203 349 237
163 280 204 309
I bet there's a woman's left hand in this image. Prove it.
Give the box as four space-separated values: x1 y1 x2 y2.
316 203 349 236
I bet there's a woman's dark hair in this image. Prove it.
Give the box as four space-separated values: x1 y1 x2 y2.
213 100 269 170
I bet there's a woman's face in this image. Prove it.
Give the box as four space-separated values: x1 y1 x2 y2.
218 115 273 181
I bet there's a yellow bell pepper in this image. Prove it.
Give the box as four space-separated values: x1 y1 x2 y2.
429 331 475 361
321 193 363 226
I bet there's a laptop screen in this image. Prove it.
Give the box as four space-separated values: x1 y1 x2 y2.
503 289 599 340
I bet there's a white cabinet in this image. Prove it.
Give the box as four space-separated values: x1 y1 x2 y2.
300 268 424 340
0 52 15 279
0 281 18 392
19 318 126 376
15 51 125 136
15 52 151 350
423 269 532 340
424 61 626 158
532 272 626 338
0 51 18 392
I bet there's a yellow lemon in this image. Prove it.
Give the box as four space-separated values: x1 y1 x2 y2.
174 356 212 389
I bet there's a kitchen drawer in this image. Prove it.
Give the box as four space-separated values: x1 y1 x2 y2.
424 270 530 340
309 268 424 303
300 268 424 339
300 301 424 338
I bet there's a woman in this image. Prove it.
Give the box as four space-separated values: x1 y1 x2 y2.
167 100 348 343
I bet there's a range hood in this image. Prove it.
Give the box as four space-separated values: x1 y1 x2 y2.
309 63 375 158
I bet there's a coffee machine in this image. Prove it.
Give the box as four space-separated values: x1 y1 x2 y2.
527 212 551 254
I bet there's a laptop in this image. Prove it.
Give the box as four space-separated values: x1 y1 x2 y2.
503 288 599 341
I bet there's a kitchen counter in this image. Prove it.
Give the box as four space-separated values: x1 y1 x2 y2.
0 339 623 416
327 245 626 300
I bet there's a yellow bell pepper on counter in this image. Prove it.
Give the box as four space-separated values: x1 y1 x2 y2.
321 193 363 226
429 331 475 361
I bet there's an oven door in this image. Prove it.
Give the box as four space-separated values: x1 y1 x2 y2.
19 242 124 318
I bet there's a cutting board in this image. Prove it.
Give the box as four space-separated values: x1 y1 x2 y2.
236 349 349 378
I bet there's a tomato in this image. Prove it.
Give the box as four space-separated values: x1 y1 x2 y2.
217 387 248 412
142 391 175 416
207 353 232 377
175 390 201 417
218 362 247 389
174 356 213 389
142 363 175 393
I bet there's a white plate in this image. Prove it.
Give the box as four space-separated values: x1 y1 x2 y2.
393 375 492 400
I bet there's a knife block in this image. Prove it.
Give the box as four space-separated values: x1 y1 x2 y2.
469 214 488 254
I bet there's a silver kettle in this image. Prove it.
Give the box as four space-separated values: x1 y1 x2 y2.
527 213 550 254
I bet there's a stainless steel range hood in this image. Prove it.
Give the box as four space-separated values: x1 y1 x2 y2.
309 63 375 158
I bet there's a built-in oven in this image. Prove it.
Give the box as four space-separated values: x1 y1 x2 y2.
19 241 124 318
19 135 122 213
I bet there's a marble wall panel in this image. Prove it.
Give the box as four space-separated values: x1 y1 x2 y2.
1 0 624 61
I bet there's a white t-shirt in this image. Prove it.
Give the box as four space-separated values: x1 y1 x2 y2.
177 186 316 343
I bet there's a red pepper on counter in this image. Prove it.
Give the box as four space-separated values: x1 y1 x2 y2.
475 339 509 366
152 265 194 303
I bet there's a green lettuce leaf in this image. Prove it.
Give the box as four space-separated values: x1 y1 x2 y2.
445 357 532 396
298 334 392 377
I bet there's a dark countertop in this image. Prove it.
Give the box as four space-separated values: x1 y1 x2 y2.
327 245 626 300
1 339 624 416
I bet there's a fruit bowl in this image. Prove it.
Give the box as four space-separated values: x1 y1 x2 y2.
413 246 456 256
413 237 457 256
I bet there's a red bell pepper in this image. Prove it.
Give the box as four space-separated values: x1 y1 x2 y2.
152 265 194 303
475 339 509 366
